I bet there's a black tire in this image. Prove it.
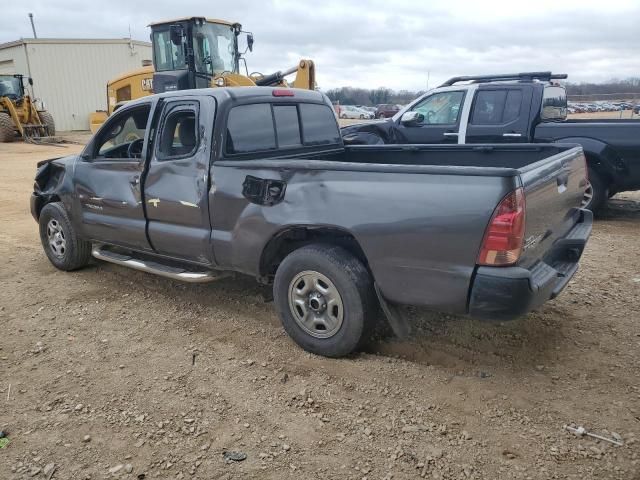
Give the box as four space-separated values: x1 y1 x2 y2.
0 112 15 143
377 113 385 119
585 167 609 214
273 244 376 357
38 111 56 136
359 114 365 119
340 114 347 119
39 202 92 271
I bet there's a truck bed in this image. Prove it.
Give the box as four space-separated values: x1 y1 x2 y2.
213 143 587 314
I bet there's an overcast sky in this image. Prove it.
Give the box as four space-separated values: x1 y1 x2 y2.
2 0 639 91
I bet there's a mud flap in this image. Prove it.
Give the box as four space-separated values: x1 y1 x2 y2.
374 283 412 339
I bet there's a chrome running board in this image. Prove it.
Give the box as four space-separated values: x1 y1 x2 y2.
92 246 224 283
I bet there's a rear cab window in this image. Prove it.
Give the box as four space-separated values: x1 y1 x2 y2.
225 101 340 156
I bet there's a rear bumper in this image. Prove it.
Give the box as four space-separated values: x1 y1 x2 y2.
468 208 593 320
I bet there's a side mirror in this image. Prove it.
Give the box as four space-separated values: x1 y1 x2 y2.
170 24 184 46
400 111 424 125
28 77 34 86
247 33 254 52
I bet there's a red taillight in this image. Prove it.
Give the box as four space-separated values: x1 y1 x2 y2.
272 89 294 97
477 187 526 266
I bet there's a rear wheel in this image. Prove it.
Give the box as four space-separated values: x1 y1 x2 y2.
38 111 56 136
377 113 385 119
340 113 347 119
273 244 376 357
0 112 15 142
39 202 92 271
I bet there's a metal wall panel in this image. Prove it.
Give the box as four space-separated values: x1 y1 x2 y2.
0 44 28 75
1 40 152 131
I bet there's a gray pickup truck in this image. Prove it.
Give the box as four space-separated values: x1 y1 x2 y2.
31 87 592 357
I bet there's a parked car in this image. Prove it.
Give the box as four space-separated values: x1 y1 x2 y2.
374 104 400 119
339 105 373 119
31 86 591 357
342 72 640 212
357 105 377 114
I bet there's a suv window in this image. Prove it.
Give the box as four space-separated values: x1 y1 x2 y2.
411 91 464 125
96 106 150 158
471 89 522 125
157 105 199 160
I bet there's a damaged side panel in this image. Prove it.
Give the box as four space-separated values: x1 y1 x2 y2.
31 156 77 221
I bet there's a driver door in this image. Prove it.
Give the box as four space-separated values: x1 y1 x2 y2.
397 90 466 144
73 102 153 251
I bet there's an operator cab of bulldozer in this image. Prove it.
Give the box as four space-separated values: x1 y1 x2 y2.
150 17 252 94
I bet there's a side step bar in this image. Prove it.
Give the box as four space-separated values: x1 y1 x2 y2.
92 247 224 283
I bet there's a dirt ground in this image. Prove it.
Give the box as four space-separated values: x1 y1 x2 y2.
1 136 639 480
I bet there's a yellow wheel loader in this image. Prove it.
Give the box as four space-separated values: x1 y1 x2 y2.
0 74 55 142
90 17 315 132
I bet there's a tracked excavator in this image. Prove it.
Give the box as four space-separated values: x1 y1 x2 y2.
90 17 316 132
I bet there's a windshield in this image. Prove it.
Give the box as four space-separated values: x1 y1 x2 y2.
152 29 188 71
193 23 237 75
0 76 22 99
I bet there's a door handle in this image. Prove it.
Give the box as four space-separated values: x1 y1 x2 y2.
502 133 522 137
557 173 569 187
130 175 140 186
443 132 458 137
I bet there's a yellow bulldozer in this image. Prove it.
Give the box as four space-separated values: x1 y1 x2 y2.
0 74 55 142
90 17 316 132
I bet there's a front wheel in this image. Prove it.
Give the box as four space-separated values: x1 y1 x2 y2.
39 202 92 271
38 111 56 136
583 168 609 214
273 244 376 357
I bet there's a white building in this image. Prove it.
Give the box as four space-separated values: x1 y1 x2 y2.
0 38 152 131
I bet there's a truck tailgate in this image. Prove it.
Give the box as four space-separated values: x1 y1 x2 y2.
517 145 588 269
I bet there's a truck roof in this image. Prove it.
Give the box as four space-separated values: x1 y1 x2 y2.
124 86 327 108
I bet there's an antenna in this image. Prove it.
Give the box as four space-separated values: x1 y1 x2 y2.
28 13 38 38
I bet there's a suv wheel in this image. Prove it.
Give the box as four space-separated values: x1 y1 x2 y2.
39 202 92 271
273 244 376 357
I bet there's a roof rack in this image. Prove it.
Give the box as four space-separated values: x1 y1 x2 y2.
439 72 568 87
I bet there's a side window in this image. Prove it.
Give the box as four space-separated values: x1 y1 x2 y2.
471 89 523 125
157 106 199 160
503 90 522 123
116 85 131 103
411 91 465 125
274 105 301 148
471 91 507 125
299 103 340 146
96 106 150 158
226 104 276 154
